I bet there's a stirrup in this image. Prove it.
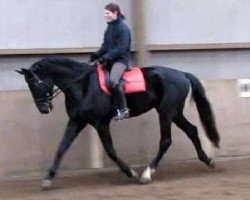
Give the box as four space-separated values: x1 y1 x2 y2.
114 108 130 121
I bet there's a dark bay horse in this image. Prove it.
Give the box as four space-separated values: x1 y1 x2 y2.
16 57 220 188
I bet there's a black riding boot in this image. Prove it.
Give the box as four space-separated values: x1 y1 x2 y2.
112 83 130 121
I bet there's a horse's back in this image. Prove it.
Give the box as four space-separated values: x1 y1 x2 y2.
142 66 188 80
142 66 191 91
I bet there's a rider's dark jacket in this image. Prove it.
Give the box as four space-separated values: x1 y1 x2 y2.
94 16 131 67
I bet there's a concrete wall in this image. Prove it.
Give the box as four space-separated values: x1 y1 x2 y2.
1 77 250 180
148 50 250 79
2 49 250 91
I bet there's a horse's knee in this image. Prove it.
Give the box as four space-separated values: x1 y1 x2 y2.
165 139 172 148
160 138 172 151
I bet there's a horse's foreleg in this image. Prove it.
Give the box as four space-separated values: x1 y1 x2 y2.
42 118 86 189
174 114 215 167
141 117 172 183
96 124 138 179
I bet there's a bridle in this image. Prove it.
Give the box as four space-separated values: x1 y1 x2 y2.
29 75 56 107
32 81 61 104
30 68 92 106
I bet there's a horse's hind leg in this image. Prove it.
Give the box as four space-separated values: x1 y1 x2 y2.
141 116 172 183
173 114 214 167
42 118 87 189
96 124 138 179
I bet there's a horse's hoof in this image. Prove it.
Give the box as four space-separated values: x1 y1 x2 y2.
209 160 215 168
139 176 152 184
41 179 52 190
130 169 139 179
139 166 154 184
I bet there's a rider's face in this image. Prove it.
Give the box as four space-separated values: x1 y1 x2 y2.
104 9 118 23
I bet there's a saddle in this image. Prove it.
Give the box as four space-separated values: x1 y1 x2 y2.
97 64 146 95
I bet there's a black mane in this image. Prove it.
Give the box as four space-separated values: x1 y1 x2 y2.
30 57 93 76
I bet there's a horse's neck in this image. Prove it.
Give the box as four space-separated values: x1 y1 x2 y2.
42 64 92 89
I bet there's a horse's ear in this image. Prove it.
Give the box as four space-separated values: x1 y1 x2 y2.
15 69 24 75
15 68 31 76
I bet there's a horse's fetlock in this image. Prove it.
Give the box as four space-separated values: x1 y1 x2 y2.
48 170 56 179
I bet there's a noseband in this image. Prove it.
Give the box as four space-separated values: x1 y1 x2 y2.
33 83 61 104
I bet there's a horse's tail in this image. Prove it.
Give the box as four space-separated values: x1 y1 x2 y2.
185 73 220 148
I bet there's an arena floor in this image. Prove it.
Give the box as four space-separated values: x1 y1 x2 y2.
1 157 250 200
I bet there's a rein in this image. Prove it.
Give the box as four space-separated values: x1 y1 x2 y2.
49 73 85 99
48 62 97 100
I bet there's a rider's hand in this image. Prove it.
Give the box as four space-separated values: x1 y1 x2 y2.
99 55 111 65
89 53 99 63
98 57 106 65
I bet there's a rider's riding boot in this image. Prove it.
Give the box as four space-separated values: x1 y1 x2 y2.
112 83 130 121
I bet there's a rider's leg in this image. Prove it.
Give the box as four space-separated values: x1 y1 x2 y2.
110 62 129 121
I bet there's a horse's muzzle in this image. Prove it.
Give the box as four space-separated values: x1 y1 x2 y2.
36 102 53 114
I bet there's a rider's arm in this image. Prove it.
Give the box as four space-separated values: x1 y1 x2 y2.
102 25 130 61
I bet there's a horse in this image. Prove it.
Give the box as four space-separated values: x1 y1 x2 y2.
16 57 220 188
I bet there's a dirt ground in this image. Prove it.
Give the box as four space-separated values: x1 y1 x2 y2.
0 158 250 200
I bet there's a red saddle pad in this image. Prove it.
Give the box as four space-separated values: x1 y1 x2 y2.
97 64 146 95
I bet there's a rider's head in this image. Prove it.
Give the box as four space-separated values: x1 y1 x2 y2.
104 3 125 23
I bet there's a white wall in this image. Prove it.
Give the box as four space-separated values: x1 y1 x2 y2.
145 0 250 44
0 0 132 49
3 0 250 49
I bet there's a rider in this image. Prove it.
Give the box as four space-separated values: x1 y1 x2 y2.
89 3 131 121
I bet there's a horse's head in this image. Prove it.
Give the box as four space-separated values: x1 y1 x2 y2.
16 68 54 114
